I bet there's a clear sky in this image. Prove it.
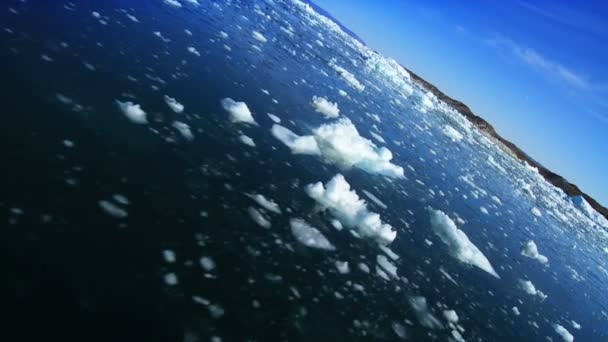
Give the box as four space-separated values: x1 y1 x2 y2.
313 0 608 205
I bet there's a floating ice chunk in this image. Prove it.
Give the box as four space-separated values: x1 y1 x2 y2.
246 193 281 214
116 100 147 124
311 96 340 118
480 206 489 215
512 306 520 316
442 125 463 142
362 190 388 209
98 200 128 218
267 113 281 123
218 31 229 39
164 0 182 8
306 174 397 245
377 255 398 278
370 131 385 144
338 89 348 97
428 208 499 278
335 261 350 274
409 296 443 329
312 118 404 178
125 13 139 23
271 124 320 155
92 11 101 18
173 121 194 140
164 95 184 113
571 321 581 330
290 219 335 250
63 139 75 148
328 59 364 91
112 194 129 205
251 30 267 43
521 240 548 264
443 310 459 323
184 0 199 5
199 256 216 271
162 249 176 263
554 324 574 342
221 98 256 124
531 207 542 217
238 134 255 147
379 244 399 260
519 279 547 300
247 207 271 228
163 273 178 285
491 196 502 205
187 46 200 56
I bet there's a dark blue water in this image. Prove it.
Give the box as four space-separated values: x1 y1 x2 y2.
2 1 607 341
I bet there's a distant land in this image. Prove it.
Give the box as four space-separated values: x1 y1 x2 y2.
403 68 608 221
308 1 608 221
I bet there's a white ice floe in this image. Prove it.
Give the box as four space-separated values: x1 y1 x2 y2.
246 193 281 214
162 249 176 263
571 321 581 330
164 0 182 8
311 96 340 118
172 121 194 140
116 100 147 124
370 131 385 144
164 95 184 113
290 218 335 250
271 124 321 155
221 98 256 124
267 113 281 123
512 306 520 316
247 207 271 228
163 273 178 285
428 208 499 278
409 296 443 329
328 58 365 91
187 46 200 56
531 207 542 217
519 279 548 300
335 260 350 274
376 255 398 278
312 118 404 178
442 125 464 142
443 310 459 324
98 200 128 218
199 256 216 271
521 240 548 264
238 134 256 147
252 30 267 43
554 324 574 342
306 174 397 244
362 190 388 209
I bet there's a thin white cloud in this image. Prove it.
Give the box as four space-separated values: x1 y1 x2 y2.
517 1 608 37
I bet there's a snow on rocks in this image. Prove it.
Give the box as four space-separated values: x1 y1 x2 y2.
305 174 396 245
428 208 499 278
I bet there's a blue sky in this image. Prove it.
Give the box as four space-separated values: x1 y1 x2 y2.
314 0 608 205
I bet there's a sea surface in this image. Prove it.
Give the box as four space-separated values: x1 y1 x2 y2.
2 1 608 341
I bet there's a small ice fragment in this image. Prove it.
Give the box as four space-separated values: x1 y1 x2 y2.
116 100 147 124
521 240 548 264
252 30 267 43
163 273 178 285
290 218 335 251
199 256 216 271
553 324 574 342
162 249 176 263
221 98 256 124
239 134 255 147
311 96 340 118
98 200 128 218
246 193 281 214
271 124 320 155
335 261 350 274
187 46 200 56
164 95 184 113
173 121 194 140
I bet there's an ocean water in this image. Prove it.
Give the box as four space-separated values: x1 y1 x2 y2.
2 1 608 341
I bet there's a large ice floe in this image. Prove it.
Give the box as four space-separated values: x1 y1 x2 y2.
428 208 500 278
305 174 397 245
220 98 256 124
520 240 548 264
271 118 404 178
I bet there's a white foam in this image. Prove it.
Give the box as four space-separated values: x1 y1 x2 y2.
98 200 128 218
428 208 499 278
311 96 340 118
519 279 547 300
116 100 147 124
306 174 397 244
521 240 548 264
173 121 194 140
238 134 256 147
290 218 335 250
246 193 281 214
442 125 464 142
164 95 184 113
252 30 267 43
553 324 574 342
221 98 256 124
312 118 404 178
271 124 321 155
